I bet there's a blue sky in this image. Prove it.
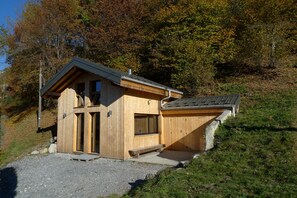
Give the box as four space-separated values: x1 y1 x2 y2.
0 0 27 70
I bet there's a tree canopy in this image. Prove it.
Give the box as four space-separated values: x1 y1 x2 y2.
1 0 296 106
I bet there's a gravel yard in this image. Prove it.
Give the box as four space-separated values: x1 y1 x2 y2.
0 153 168 198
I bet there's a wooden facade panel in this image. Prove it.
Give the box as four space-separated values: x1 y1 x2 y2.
123 89 161 159
103 81 124 159
121 79 182 99
57 88 76 153
57 72 124 159
55 68 226 160
161 109 224 116
57 95 63 152
163 112 219 151
49 59 238 161
133 134 159 149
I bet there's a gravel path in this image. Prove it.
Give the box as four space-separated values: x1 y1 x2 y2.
0 153 168 198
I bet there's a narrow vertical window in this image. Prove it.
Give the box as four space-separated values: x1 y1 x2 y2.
90 80 101 106
76 113 84 151
91 113 100 153
76 83 85 107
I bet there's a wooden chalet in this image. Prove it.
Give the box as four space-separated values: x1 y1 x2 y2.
41 58 240 160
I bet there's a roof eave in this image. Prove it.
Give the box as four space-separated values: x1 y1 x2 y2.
121 76 183 95
41 58 122 97
41 57 183 98
40 59 76 97
161 105 235 111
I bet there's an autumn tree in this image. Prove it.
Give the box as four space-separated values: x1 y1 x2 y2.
229 0 296 70
139 0 237 95
6 0 81 105
0 25 8 55
3 0 296 108
79 0 148 73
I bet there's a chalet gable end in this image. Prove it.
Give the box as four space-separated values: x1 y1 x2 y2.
40 57 183 99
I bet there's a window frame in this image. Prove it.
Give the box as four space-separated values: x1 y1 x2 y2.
89 80 101 106
134 113 159 136
76 82 85 108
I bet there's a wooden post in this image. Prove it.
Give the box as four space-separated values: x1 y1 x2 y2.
38 61 42 130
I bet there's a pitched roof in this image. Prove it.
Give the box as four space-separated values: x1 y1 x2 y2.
41 57 183 98
163 94 240 110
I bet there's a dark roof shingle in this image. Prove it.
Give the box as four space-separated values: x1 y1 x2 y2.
163 94 240 110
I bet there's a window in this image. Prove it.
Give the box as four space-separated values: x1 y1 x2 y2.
90 80 101 106
134 114 158 135
76 113 84 151
76 83 85 107
91 112 100 153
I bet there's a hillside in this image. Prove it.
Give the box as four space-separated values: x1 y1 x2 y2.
2 0 295 105
125 66 297 197
0 108 56 166
0 66 296 196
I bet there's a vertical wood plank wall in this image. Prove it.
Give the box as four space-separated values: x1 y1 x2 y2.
56 70 227 159
57 72 124 159
162 110 223 151
123 90 162 159
57 88 76 153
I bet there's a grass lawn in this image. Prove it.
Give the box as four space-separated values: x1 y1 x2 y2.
0 109 55 166
126 74 297 197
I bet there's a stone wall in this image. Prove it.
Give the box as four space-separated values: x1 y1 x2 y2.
205 110 232 150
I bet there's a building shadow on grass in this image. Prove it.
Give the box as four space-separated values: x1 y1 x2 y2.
224 125 297 133
129 179 146 190
0 167 18 198
37 123 57 138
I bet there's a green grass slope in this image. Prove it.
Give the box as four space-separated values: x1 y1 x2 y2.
0 108 55 166
126 67 297 197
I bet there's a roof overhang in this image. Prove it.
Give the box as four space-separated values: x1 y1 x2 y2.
162 94 240 114
41 57 183 99
120 78 182 99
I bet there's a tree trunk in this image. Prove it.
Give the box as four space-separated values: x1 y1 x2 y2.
269 26 276 68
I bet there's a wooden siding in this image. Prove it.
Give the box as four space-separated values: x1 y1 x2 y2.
57 72 125 159
55 69 226 160
123 89 162 159
121 79 182 99
133 134 160 150
57 88 76 153
162 109 222 151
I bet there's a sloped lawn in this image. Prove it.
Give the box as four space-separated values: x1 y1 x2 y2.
126 90 297 197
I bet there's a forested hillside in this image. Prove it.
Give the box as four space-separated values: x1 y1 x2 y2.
0 1 296 195
0 0 296 108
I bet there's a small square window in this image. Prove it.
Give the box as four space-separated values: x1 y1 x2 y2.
135 114 158 135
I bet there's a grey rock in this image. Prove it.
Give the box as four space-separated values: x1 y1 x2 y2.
192 154 200 159
179 160 190 167
31 150 39 155
145 173 154 180
48 144 57 153
39 148 48 154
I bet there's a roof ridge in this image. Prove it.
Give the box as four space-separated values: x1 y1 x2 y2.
41 57 183 97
